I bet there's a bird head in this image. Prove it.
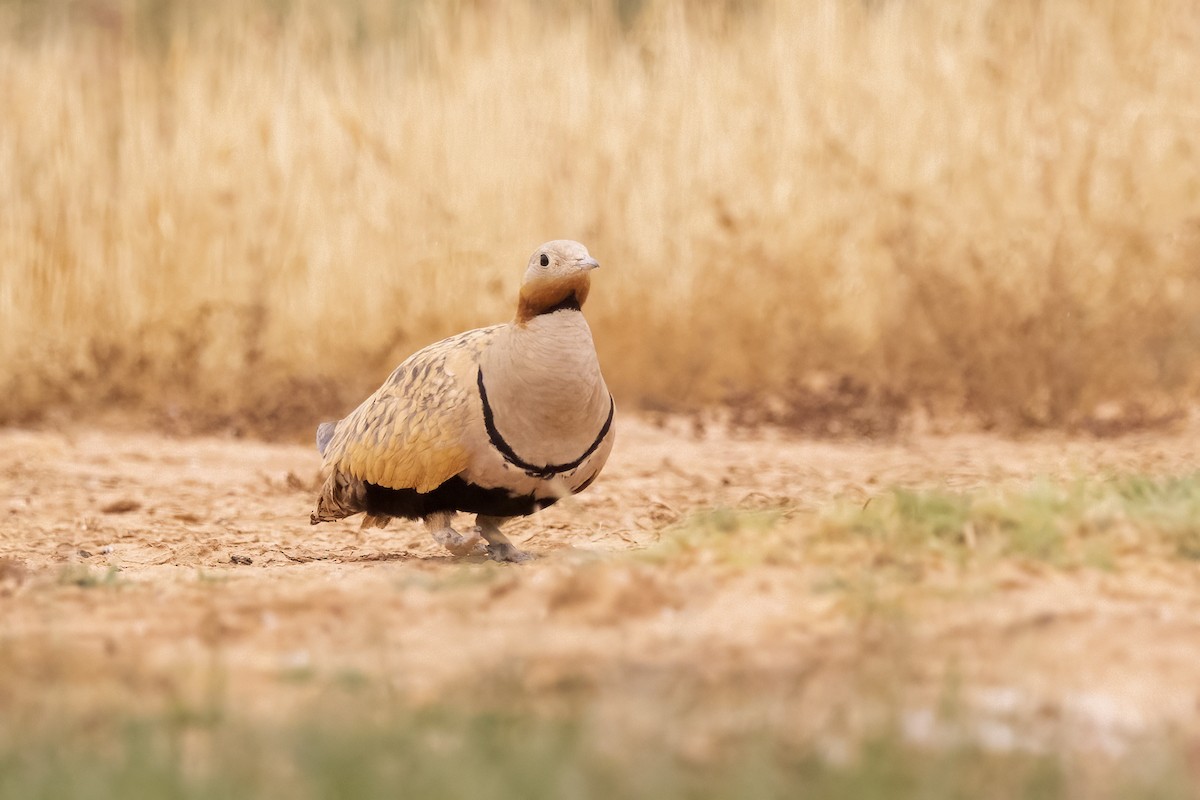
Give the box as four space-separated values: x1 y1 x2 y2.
516 240 600 323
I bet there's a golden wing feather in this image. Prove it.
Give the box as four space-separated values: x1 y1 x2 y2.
322 327 499 493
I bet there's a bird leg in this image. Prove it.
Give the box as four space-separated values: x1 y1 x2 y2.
425 512 484 557
476 515 531 563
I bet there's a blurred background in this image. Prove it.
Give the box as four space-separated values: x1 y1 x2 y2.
5 4 1200 796
2 0 1199 438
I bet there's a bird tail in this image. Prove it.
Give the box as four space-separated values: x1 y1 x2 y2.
310 469 368 525
315 420 338 457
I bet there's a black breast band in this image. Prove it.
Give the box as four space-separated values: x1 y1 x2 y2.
477 368 614 479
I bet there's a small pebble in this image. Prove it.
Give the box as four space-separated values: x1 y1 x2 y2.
100 499 141 514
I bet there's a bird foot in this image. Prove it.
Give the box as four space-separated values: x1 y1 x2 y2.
486 542 532 563
433 527 486 557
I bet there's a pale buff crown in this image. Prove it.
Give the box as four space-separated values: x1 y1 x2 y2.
516 240 600 322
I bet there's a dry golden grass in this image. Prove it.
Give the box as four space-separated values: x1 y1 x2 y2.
2 0 1199 435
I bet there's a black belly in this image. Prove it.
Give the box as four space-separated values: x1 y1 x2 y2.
363 476 559 519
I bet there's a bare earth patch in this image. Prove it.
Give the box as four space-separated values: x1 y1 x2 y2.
2 416 1200 765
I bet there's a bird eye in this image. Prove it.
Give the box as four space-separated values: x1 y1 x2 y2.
539 254 549 267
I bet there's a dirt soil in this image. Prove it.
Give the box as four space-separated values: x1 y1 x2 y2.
3 416 1200 760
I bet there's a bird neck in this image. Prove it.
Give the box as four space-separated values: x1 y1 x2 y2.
515 273 591 323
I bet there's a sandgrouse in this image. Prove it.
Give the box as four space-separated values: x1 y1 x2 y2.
310 240 615 562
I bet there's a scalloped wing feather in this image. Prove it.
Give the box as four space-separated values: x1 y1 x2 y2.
321 327 500 493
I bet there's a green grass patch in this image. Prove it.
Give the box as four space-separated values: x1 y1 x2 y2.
57 563 125 588
849 473 1200 564
645 508 788 566
1110 474 1200 560
848 482 1071 561
652 472 1200 569
0 708 1190 800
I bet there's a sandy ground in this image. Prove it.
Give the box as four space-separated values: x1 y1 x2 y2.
2 416 1200 761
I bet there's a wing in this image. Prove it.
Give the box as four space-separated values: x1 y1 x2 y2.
321 327 500 494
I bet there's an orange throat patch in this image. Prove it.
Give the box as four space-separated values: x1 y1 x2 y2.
515 273 592 323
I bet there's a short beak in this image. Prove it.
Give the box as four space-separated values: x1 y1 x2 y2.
580 257 600 271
